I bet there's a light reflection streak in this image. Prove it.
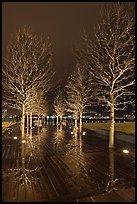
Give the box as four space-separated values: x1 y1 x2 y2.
106 149 118 193
54 124 64 151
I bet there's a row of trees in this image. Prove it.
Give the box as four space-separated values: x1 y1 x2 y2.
53 2 135 148
2 3 135 148
2 26 54 138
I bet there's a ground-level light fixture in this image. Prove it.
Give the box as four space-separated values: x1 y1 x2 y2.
123 149 129 154
21 140 26 143
71 131 74 134
13 136 18 140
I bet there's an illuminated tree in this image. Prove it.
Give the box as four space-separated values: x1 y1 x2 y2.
53 90 66 125
2 26 54 137
25 88 48 128
77 3 135 147
65 63 93 133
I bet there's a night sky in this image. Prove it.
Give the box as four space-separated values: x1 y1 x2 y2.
2 2 134 116
2 2 104 84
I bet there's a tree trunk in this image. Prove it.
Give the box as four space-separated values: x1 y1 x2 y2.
74 117 77 131
30 126 32 139
109 95 115 148
26 113 29 135
79 112 82 134
60 115 62 124
44 116 46 125
38 127 40 143
21 127 25 186
56 115 59 125
30 112 32 130
59 124 63 131
38 114 40 127
21 103 25 140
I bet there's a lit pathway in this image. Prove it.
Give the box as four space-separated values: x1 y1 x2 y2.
2 123 135 202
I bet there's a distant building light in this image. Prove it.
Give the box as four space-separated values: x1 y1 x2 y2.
123 149 129 154
13 137 18 140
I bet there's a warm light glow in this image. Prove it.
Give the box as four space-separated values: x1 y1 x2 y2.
71 131 74 134
13 136 18 140
123 149 129 154
22 140 26 143
82 131 86 135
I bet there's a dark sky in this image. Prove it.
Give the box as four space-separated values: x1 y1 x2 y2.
2 2 104 84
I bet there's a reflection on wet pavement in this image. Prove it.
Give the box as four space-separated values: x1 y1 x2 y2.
2 123 135 202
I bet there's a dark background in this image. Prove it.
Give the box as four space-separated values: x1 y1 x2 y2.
2 2 104 84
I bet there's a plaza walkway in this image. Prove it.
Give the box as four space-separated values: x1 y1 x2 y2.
2 123 135 202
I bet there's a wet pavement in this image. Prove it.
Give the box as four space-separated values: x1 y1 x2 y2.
2 122 135 202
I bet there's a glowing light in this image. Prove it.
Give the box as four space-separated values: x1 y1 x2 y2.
123 149 129 154
71 132 74 134
82 131 86 135
13 137 18 140
22 140 26 143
